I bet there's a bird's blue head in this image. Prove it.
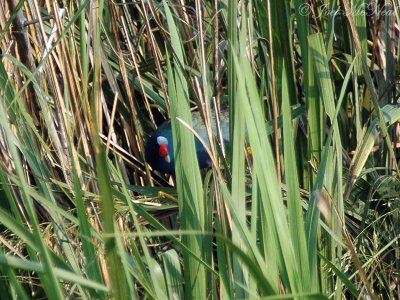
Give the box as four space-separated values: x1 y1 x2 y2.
145 122 176 174
145 112 226 174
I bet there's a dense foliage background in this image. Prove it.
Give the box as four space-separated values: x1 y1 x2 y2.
0 0 399 299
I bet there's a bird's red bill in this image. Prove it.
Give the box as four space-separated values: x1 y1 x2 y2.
159 144 169 157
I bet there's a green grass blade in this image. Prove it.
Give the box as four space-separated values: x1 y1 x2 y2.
281 63 311 290
163 2 207 298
